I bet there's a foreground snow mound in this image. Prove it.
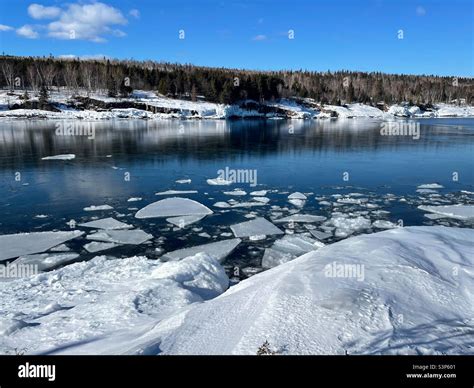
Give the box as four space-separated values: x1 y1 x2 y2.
133 226 474 355
0 253 228 355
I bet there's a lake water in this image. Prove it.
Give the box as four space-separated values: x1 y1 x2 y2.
0 118 473 275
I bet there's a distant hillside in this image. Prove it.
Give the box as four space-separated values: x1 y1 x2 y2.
1 55 472 105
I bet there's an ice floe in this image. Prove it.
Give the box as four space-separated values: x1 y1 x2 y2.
274 214 326 223
166 215 206 228
135 197 213 219
230 217 284 238
84 241 120 253
262 234 324 269
79 218 133 230
418 205 474 220
155 190 198 196
161 239 241 262
86 229 153 245
13 253 80 272
83 205 114 212
0 231 84 261
41 154 75 161
207 178 233 186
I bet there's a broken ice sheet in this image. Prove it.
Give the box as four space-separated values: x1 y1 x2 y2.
155 190 198 196
135 197 213 219
79 217 133 230
308 229 332 240
230 217 284 238
161 238 242 263
166 215 206 228
417 183 444 189
0 231 84 261
176 179 192 184
86 229 153 245
223 189 247 196
418 205 474 220
207 177 233 186
274 214 327 223
84 241 121 253
372 220 398 229
262 234 324 269
84 205 114 212
41 154 75 161
13 253 80 272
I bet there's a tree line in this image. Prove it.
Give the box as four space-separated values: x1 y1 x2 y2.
1 55 472 105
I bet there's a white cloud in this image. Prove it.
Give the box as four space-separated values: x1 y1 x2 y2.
0 24 13 31
129 9 140 19
19 2 128 42
28 3 61 19
16 25 39 39
252 34 267 41
47 2 127 42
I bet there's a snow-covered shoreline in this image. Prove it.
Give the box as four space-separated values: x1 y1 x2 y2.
1 225 473 355
1 89 473 120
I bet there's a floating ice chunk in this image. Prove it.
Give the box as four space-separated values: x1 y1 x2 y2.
41 154 75 161
207 178 233 186
223 189 247 196
84 205 114 212
213 202 232 208
79 217 133 230
417 183 444 189
135 197 213 219
166 215 206 228
230 217 284 238
288 192 307 200
252 197 270 204
262 234 324 269
418 205 474 220
325 214 371 238
84 241 120 253
372 220 398 229
416 189 438 194
127 197 142 202
0 231 84 261
308 229 332 240
155 190 198 196
86 229 153 245
319 201 331 206
35 214 48 219
198 232 211 238
231 201 266 208
250 190 267 196
337 197 368 204
249 235 267 241
49 244 71 252
274 214 326 223
13 253 79 272
423 213 447 220
289 199 305 207
176 179 192 184
161 238 241 263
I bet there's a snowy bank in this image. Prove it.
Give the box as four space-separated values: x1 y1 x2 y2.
4 226 472 355
1 90 473 120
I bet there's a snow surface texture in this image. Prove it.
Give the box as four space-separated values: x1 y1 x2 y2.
1 90 473 120
0 231 84 261
116 226 473 355
10 226 471 355
0 254 228 355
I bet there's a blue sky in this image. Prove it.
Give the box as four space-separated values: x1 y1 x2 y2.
0 0 472 76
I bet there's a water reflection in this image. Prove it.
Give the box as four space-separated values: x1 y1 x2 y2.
1 118 473 168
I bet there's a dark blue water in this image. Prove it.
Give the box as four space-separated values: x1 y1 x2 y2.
0 118 473 272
